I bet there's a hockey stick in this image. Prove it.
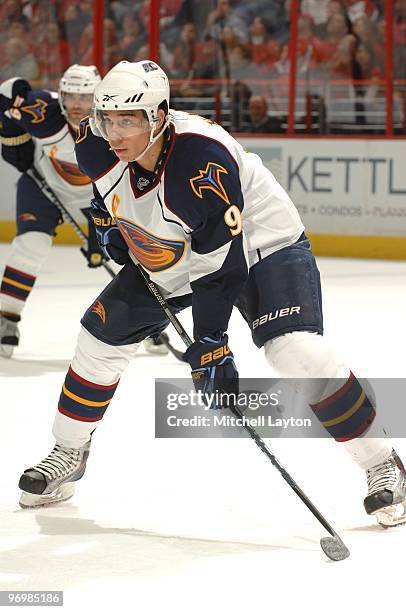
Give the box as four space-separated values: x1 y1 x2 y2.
25 167 183 361
135 261 350 562
25 167 116 279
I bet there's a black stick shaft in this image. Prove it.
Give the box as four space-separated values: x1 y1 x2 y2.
26 168 116 279
132 264 345 542
134 262 193 348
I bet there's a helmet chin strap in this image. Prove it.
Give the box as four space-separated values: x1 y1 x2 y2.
130 116 171 163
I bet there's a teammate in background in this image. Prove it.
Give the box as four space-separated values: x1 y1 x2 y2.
0 65 167 358
17 60 406 529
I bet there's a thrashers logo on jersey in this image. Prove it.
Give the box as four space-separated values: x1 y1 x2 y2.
20 98 48 124
91 300 106 324
115 217 185 273
190 162 230 205
48 145 91 186
76 116 91 144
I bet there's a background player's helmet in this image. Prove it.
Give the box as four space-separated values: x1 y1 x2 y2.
58 64 101 117
91 60 170 139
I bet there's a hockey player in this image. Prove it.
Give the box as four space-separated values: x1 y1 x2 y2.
0 64 103 357
0 64 167 358
17 60 406 528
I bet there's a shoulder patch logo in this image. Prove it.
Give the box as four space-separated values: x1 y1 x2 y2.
190 162 230 205
91 300 106 324
20 98 48 124
76 116 91 144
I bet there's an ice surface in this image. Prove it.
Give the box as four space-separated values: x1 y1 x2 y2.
1 244 406 611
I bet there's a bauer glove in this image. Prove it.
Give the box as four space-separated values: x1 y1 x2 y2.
1 134 34 172
80 207 107 268
0 111 34 173
183 333 239 409
88 197 131 266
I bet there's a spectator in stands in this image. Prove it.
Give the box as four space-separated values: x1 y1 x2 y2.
318 12 359 78
35 22 71 85
205 0 248 44
228 44 264 81
354 41 381 78
315 0 347 37
63 4 91 60
0 37 39 81
353 42 388 130
300 0 330 34
296 14 325 68
172 22 200 78
243 94 284 133
247 16 281 70
326 0 347 19
29 0 56 25
78 0 94 25
353 15 383 71
78 19 121 71
109 0 144 25
119 14 147 59
191 34 221 80
8 21 28 42
219 25 244 63
0 0 30 28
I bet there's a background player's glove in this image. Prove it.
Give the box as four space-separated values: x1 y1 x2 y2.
89 197 131 266
80 207 107 268
0 104 34 173
1 136 34 172
183 334 239 408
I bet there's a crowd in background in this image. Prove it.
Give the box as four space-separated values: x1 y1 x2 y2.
0 0 405 133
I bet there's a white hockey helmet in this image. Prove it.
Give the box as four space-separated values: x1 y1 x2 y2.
91 60 170 133
58 64 101 116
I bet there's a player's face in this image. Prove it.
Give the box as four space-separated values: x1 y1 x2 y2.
101 110 151 162
64 93 94 128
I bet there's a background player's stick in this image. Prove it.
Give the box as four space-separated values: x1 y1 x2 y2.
135 259 350 562
26 167 116 279
25 167 183 361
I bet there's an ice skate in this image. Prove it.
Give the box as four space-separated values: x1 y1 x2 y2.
364 450 406 527
0 312 20 358
18 441 91 508
143 333 169 355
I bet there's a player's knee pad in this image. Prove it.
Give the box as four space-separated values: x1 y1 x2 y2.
9 231 52 275
264 331 348 381
71 326 140 385
265 331 376 442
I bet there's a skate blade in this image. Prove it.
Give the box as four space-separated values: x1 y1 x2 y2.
375 501 406 528
19 482 75 508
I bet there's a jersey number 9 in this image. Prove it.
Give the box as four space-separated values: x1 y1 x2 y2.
224 205 242 236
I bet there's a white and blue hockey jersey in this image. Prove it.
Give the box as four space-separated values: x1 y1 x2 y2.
0 79 93 219
75 111 304 338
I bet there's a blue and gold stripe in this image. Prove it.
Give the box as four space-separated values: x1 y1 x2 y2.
0 265 36 302
310 373 376 442
58 366 119 422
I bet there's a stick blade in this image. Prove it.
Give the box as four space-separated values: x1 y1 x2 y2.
320 536 350 561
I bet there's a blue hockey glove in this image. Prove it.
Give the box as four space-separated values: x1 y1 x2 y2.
0 113 34 173
1 135 34 172
89 198 131 266
183 334 239 409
